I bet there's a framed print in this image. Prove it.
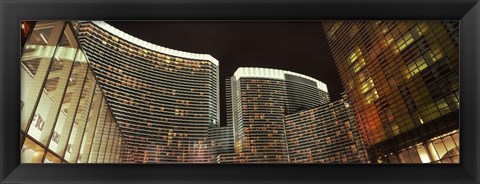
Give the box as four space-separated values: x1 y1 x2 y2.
1 0 479 184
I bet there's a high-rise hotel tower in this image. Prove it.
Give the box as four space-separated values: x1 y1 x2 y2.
76 21 221 163
322 21 460 163
284 93 369 163
225 67 330 162
20 21 221 163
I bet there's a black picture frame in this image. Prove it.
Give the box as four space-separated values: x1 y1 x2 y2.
1 0 479 183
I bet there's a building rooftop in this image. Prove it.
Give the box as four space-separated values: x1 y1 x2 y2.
232 67 328 92
90 21 220 66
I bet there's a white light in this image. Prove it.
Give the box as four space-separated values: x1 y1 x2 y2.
232 67 328 92
90 21 219 66
40 33 48 44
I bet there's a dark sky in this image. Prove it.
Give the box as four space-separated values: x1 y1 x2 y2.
106 21 344 126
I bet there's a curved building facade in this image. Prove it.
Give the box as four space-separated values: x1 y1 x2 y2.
77 21 220 163
284 95 369 163
228 67 329 162
322 21 460 163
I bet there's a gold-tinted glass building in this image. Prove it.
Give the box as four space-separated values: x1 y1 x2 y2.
21 21 126 163
322 21 460 163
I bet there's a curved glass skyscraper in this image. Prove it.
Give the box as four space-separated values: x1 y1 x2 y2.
322 21 460 163
226 67 331 162
76 21 220 163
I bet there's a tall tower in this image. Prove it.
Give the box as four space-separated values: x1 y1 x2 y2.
77 21 220 163
322 21 460 163
228 67 329 162
284 92 369 163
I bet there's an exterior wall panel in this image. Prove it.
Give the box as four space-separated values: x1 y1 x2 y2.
322 21 460 163
77 21 220 163
20 21 125 163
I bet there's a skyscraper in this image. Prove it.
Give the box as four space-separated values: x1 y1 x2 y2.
227 67 329 162
207 125 235 162
21 20 459 164
322 21 460 163
76 21 221 163
284 93 368 163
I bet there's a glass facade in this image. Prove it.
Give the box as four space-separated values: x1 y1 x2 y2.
207 126 235 163
76 21 220 163
322 21 460 163
284 95 369 163
220 67 346 163
21 21 126 163
20 20 459 164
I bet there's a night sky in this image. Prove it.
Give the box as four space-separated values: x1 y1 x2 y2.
106 21 344 126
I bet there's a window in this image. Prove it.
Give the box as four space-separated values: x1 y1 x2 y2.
366 89 379 104
429 48 444 62
33 114 45 131
349 47 363 63
395 33 415 53
416 22 429 35
66 144 73 153
353 58 366 73
327 22 342 39
51 131 61 144
21 137 45 163
405 57 428 79
361 78 375 94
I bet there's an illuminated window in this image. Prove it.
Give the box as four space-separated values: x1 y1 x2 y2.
395 33 414 53
365 89 379 104
361 78 375 94
429 48 444 62
349 47 363 63
385 35 394 46
353 58 366 73
357 72 366 83
405 57 428 79
415 23 429 36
